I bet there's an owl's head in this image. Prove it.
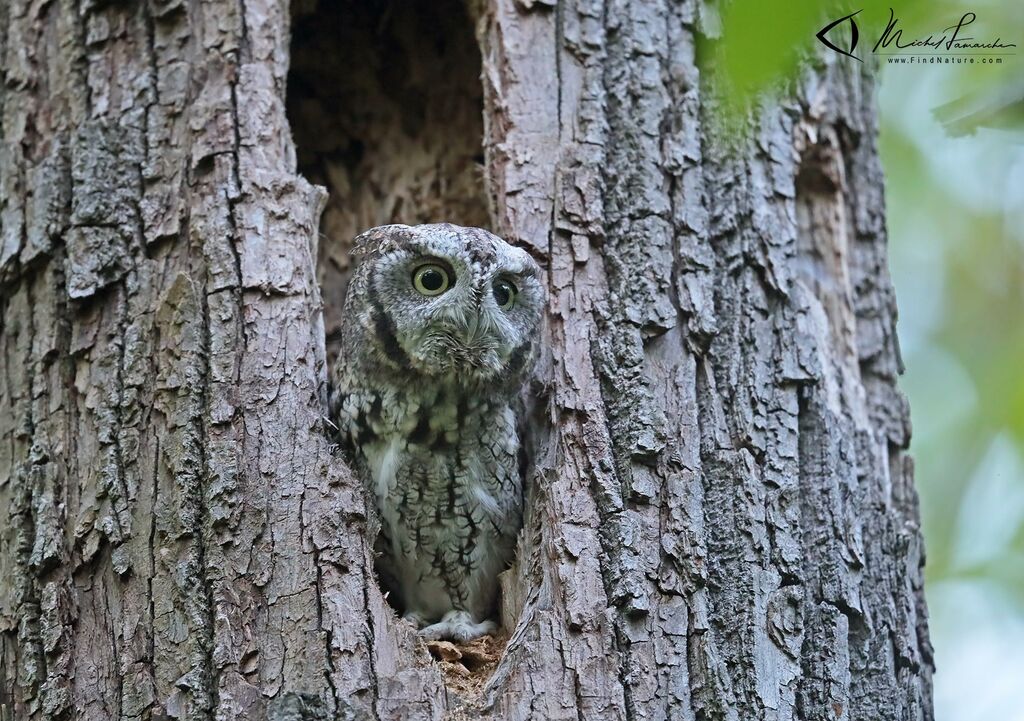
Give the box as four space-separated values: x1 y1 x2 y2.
349 224 545 386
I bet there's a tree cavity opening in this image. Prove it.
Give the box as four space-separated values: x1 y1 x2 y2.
287 0 490 364
286 0 520 700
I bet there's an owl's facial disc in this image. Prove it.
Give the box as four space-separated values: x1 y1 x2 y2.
409 261 517 379
370 244 542 384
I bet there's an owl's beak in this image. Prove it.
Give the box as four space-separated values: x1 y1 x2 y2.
438 307 501 376
465 310 482 340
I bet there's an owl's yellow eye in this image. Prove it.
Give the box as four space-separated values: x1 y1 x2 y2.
493 279 517 310
412 264 451 296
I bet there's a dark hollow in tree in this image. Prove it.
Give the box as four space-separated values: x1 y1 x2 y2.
0 0 933 719
287 0 490 366
288 0 529 645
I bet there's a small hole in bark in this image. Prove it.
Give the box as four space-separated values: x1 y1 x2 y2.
286 0 491 368
191 153 216 178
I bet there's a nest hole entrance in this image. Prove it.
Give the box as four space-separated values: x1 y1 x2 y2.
287 0 491 364
287 0 519 701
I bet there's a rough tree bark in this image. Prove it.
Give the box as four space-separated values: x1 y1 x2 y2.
0 0 933 720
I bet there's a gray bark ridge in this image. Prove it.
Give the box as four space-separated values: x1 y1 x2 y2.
479 1 931 719
0 0 442 718
0 0 932 720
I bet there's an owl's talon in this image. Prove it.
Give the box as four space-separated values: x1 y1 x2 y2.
417 611 496 642
403 610 428 629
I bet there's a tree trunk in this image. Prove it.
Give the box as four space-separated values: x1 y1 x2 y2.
0 0 933 719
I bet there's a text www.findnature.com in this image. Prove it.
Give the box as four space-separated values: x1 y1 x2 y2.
886 56 1003 64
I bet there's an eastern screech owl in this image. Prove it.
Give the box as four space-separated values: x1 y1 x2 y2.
330 223 543 642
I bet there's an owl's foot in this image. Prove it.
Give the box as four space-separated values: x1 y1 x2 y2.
403 610 429 628
417 610 497 642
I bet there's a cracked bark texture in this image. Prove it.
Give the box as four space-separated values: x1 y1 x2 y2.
0 0 932 720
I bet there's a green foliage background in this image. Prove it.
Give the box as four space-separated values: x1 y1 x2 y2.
715 2 1024 718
